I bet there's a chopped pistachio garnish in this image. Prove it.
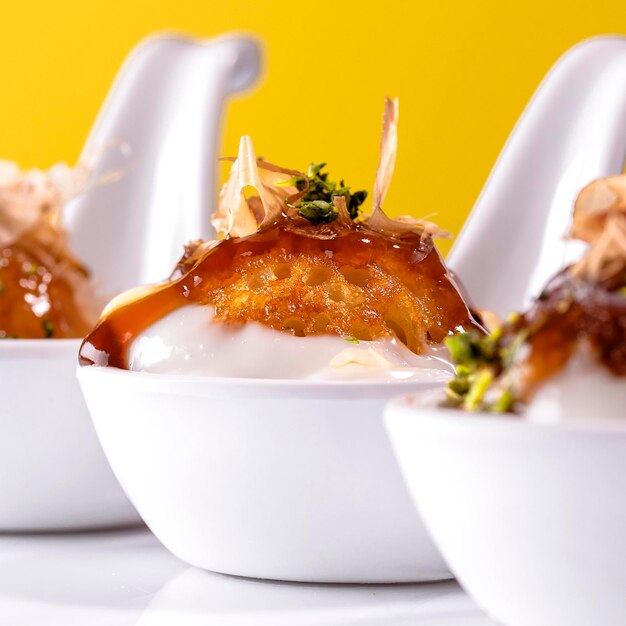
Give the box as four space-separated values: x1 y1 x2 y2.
446 330 499 365
491 389 515 413
444 329 518 413
290 163 367 224
344 336 360 344
27 263 39 276
298 200 337 224
42 319 55 338
463 368 494 411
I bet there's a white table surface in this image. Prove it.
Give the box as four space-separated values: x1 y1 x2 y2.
0 528 495 625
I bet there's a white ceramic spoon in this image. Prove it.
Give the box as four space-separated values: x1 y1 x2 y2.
387 36 626 626
448 36 626 318
64 33 260 294
0 33 261 531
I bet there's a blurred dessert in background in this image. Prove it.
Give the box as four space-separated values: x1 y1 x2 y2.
445 173 626 419
0 161 99 339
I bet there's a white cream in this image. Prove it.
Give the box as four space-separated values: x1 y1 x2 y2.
128 304 454 381
526 348 626 423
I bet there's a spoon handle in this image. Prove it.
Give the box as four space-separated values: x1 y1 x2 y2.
448 36 626 318
64 34 261 297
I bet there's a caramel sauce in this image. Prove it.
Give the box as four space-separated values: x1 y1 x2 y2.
0 227 94 339
80 220 482 369
506 273 626 399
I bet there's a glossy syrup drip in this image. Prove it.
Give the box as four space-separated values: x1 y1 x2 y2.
79 220 482 369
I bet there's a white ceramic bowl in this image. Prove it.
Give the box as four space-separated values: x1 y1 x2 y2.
385 396 626 626
78 366 451 583
0 340 140 530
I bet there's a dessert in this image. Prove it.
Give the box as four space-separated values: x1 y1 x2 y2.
0 161 99 338
79 99 482 379
445 174 626 419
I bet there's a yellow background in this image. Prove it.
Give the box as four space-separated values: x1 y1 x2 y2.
0 1 623 253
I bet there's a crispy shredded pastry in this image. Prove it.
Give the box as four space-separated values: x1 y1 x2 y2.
572 174 626 280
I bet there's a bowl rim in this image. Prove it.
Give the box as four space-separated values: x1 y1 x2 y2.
77 362 449 394
386 392 626 435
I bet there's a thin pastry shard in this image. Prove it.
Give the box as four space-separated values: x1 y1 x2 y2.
212 136 300 238
367 98 451 240
372 96 399 214
572 175 626 243
572 175 626 281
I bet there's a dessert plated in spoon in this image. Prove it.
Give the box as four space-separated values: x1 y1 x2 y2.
0 33 261 531
386 36 626 626
77 99 482 582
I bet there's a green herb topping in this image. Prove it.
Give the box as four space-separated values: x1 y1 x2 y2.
290 163 367 225
27 263 39 276
42 319 55 338
298 200 337 224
